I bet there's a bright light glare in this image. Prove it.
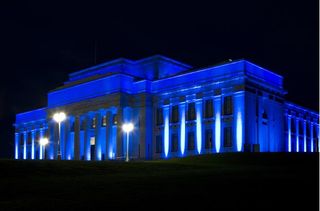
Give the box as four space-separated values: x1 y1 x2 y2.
122 123 134 133
39 138 49 146
53 112 66 123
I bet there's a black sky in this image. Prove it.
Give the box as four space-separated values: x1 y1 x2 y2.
0 1 318 158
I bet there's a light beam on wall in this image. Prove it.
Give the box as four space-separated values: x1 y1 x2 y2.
296 120 299 152
164 106 169 157
303 121 306 152
196 101 202 154
180 104 186 156
31 131 35 160
288 117 291 152
310 124 313 152
215 99 221 153
23 132 27 160
236 111 243 152
15 133 19 159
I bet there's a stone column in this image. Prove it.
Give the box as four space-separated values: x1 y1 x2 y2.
116 108 123 159
296 118 299 152
287 116 291 152
31 130 35 160
303 120 306 152
105 111 111 159
214 96 221 153
74 116 80 160
163 105 169 158
95 112 102 160
195 100 203 154
15 132 19 159
23 131 27 160
84 114 91 160
310 123 314 152
179 103 186 156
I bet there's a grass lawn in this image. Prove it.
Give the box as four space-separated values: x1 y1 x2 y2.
0 153 318 210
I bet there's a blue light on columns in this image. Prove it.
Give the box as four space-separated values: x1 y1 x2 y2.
288 116 291 152
163 106 169 158
15 133 19 159
196 101 202 154
214 97 221 153
234 92 244 152
315 125 320 153
310 123 313 152
303 121 306 152
296 119 299 152
31 130 35 159
179 103 186 156
23 131 27 159
236 111 243 152
39 128 44 159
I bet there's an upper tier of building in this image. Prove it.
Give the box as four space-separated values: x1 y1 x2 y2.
16 55 290 124
47 55 284 108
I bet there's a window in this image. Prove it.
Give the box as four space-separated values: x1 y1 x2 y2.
313 125 318 138
80 120 86 130
205 129 213 149
90 137 95 145
188 132 195 150
156 108 163 125
91 117 96 129
223 127 232 147
223 96 233 115
102 115 107 127
70 121 75 131
35 131 40 144
291 119 296 133
27 132 31 145
204 99 213 118
171 105 179 123
171 134 178 152
306 122 310 137
20 134 24 145
299 121 303 133
156 135 162 153
187 103 196 120
112 114 118 125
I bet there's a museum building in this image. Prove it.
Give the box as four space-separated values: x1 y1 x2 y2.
14 55 320 160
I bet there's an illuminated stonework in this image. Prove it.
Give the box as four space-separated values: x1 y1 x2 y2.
14 55 319 160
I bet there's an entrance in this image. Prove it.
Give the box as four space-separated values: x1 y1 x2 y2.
90 137 96 160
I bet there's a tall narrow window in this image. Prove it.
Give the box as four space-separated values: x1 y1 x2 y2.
299 120 303 134
223 96 233 115
35 131 40 144
204 99 213 118
20 134 24 145
188 103 196 120
188 132 195 150
102 115 107 127
91 117 96 129
112 114 118 125
306 122 310 137
156 135 163 153
80 120 86 131
223 127 232 147
171 133 178 152
205 129 213 149
171 105 179 123
156 108 163 125
70 121 75 131
291 119 296 133
27 132 31 145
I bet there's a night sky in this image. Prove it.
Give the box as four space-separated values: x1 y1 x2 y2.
0 1 318 158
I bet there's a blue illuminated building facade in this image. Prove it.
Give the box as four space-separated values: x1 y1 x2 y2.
14 55 319 160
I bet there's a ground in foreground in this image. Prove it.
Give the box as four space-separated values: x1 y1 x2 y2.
0 153 318 210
